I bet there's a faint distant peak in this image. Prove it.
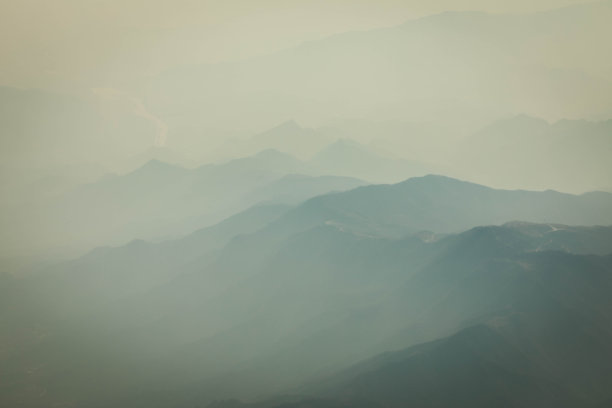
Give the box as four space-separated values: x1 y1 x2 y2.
253 148 298 161
264 119 303 134
251 120 312 146
401 174 459 183
141 158 173 168
131 158 184 175
397 174 491 190
312 138 374 163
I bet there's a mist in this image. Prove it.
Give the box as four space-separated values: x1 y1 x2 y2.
1 1 612 407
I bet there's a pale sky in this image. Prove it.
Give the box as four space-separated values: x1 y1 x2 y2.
0 0 596 92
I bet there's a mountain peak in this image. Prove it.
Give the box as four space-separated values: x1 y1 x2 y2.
315 138 369 156
267 119 302 133
126 159 185 179
139 158 179 171
329 138 362 148
143 158 164 166
398 174 482 188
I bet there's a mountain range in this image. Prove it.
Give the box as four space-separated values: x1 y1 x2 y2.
147 1 612 133
3 175 612 407
2 2 612 406
0 149 368 262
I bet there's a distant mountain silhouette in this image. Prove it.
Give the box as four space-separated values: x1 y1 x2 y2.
244 174 367 206
18 150 362 257
268 174 612 240
148 1 612 131
456 115 612 192
212 120 337 161
3 1 612 407
312 139 432 183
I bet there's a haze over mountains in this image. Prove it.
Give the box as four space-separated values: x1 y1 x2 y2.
455 115 612 191
0 147 370 262
1 1 612 407
147 0 612 131
3 176 612 407
2 108 611 268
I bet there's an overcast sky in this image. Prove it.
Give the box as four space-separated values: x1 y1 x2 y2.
0 0 595 91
